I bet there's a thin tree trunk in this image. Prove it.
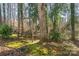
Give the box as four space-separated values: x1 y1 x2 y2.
20 3 24 36
70 3 75 40
18 3 21 38
3 3 6 23
18 3 24 38
0 4 2 24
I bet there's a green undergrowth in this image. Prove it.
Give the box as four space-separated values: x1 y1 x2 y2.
27 44 72 56
5 39 72 56
9 34 18 38
5 39 40 48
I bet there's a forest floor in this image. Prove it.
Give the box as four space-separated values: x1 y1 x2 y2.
0 34 79 56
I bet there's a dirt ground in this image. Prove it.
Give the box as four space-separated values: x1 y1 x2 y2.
0 38 79 56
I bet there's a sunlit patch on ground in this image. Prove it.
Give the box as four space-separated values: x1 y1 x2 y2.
9 34 18 38
41 48 49 54
5 39 40 48
26 40 40 45
5 41 24 48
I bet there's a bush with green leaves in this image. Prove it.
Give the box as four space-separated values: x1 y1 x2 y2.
27 44 50 56
0 24 12 38
49 30 62 41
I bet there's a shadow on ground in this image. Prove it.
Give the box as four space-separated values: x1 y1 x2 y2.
0 46 24 56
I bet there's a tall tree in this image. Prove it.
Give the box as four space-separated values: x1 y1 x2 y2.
6 3 12 26
70 3 75 40
20 3 24 36
28 3 38 38
3 3 6 23
18 3 24 37
49 3 70 40
0 4 2 24
18 3 21 37
38 3 48 40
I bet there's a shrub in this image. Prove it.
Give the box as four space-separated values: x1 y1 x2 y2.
0 24 12 38
27 44 50 56
49 30 62 42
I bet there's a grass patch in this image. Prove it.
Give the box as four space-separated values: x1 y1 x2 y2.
5 41 25 48
5 40 40 48
9 34 18 38
4 39 72 56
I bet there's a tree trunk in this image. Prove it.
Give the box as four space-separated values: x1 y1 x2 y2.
20 3 24 36
38 3 48 40
3 3 6 23
0 4 2 24
18 3 21 38
18 3 24 38
70 3 75 40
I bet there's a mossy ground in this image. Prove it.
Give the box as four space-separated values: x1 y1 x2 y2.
0 34 78 56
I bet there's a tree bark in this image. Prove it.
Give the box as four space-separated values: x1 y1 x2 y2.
70 3 75 40
3 3 6 23
38 3 48 40
0 4 2 24
18 3 24 38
